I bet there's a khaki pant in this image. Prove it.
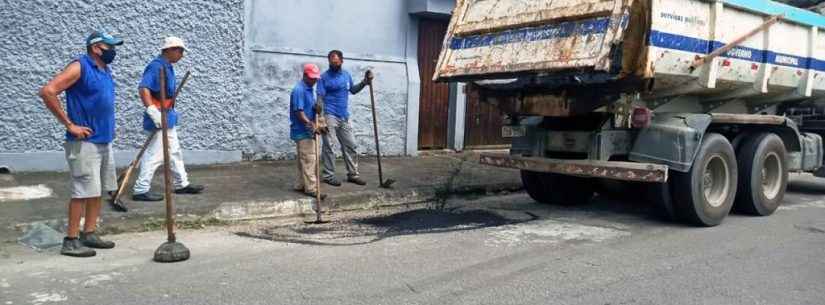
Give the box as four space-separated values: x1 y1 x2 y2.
295 138 318 194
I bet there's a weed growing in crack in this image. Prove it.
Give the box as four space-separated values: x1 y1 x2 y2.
431 154 471 211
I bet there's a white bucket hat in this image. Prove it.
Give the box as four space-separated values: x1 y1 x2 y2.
161 36 186 51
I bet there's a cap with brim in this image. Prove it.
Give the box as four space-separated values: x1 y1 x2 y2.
86 31 124 46
303 63 321 79
161 36 187 51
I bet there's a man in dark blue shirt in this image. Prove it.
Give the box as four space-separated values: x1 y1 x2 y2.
317 50 373 187
40 31 122 257
291 63 326 199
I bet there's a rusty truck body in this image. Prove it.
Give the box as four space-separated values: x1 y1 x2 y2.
434 0 825 226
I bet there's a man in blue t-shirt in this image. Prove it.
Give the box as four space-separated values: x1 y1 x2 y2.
317 50 373 187
290 63 326 200
132 37 204 202
39 31 123 257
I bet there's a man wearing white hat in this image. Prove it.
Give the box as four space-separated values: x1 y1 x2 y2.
132 36 204 202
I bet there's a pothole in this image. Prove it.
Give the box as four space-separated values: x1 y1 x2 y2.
236 207 536 246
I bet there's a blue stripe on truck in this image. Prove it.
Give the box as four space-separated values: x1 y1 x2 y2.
446 20 823 72
448 17 611 50
650 30 821 71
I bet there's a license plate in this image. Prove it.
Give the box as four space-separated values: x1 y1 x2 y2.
502 126 526 138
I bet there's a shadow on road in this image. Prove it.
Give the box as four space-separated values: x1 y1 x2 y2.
235 207 538 246
787 179 825 195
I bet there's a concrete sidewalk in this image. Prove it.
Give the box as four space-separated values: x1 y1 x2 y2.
0 152 521 245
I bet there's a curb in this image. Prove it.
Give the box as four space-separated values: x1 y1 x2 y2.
211 182 524 221
12 182 524 236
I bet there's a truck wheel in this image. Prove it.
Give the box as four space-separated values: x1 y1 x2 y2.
671 133 737 226
520 171 594 205
734 133 787 216
521 170 552 203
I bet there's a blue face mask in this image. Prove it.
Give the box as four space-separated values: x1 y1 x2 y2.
100 47 117 64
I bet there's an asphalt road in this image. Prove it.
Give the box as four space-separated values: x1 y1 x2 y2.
1 175 824 305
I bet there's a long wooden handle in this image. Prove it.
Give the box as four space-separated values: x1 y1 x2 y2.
112 131 158 201
315 117 322 222
173 71 191 99
690 15 782 70
159 68 175 243
368 83 384 184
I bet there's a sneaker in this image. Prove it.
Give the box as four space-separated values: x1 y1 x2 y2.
347 176 367 186
80 231 115 249
323 177 342 187
174 184 205 194
60 237 96 257
304 192 328 200
132 192 164 201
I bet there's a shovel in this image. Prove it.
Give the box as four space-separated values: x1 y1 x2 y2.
306 99 329 224
367 79 395 188
108 131 156 212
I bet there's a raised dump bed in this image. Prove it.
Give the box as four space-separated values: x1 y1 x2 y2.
435 0 825 110
435 0 825 227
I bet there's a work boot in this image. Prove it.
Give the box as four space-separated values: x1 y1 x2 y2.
80 231 115 249
305 192 327 200
132 192 164 202
323 177 342 187
175 184 205 194
347 176 367 186
60 237 96 257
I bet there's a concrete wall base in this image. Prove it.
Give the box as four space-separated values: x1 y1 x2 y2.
0 150 243 173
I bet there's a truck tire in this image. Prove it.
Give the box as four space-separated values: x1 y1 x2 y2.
734 133 787 216
520 171 594 205
671 133 737 226
521 170 552 203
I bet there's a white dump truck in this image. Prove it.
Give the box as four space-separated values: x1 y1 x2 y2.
434 0 825 226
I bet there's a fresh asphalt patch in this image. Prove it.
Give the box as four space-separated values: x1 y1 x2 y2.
232 192 656 247
235 204 540 246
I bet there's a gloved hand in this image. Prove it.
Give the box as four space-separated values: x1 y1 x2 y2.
364 70 374 85
146 105 162 129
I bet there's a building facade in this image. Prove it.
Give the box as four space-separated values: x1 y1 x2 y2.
0 0 504 172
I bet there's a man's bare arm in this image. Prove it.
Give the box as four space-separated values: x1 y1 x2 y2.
39 62 92 139
139 88 154 107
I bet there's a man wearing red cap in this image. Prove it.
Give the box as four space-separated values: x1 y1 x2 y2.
290 63 326 199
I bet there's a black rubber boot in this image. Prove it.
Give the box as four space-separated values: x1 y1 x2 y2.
80 232 115 249
323 177 342 187
60 237 96 257
174 184 205 194
132 192 164 201
347 176 367 186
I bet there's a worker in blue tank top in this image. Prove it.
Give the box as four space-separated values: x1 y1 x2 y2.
39 31 123 258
